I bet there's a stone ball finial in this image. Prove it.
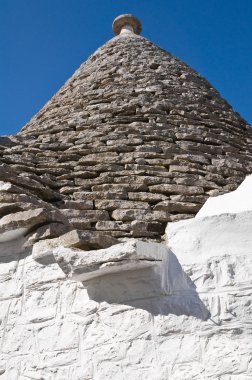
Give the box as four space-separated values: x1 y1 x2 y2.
113 14 142 35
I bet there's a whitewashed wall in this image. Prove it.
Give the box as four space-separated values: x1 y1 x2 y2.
0 180 252 379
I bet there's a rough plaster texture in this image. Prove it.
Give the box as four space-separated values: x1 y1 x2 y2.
0 178 251 379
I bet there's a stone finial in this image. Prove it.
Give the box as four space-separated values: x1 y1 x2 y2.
112 14 142 35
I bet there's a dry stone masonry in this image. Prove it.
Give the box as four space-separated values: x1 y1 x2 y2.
0 15 252 246
0 14 251 379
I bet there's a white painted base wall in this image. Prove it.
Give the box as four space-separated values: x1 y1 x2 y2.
0 178 252 379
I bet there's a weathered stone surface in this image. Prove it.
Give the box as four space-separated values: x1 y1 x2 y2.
95 199 151 211
170 194 208 203
0 19 249 243
96 220 131 231
0 167 61 201
59 200 94 210
32 229 118 263
26 222 70 244
130 220 164 237
61 209 110 223
111 208 149 222
0 207 68 243
149 184 204 195
128 191 167 203
154 200 201 213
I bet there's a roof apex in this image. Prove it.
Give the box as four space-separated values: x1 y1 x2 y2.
112 14 142 35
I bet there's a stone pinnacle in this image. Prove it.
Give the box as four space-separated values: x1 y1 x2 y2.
112 14 142 35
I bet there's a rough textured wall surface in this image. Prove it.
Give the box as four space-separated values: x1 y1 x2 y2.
0 179 251 379
0 31 252 243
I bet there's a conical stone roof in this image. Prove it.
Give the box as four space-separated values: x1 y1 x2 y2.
1 15 252 246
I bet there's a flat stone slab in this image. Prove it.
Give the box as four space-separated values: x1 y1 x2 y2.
32 229 118 264
52 240 167 282
51 239 209 320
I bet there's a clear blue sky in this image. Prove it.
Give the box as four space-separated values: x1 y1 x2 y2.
1 0 251 135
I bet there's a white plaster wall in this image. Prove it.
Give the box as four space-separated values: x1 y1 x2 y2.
197 174 252 218
1 176 252 380
0 220 251 380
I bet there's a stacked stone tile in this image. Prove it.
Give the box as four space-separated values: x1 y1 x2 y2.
1 16 252 246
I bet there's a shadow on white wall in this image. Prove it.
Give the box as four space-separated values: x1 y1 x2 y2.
83 249 210 320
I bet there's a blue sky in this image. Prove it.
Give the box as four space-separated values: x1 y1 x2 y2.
1 0 251 135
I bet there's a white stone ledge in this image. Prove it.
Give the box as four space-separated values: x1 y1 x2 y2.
51 239 209 319
52 240 167 282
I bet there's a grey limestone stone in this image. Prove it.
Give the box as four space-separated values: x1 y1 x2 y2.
0 15 251 244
